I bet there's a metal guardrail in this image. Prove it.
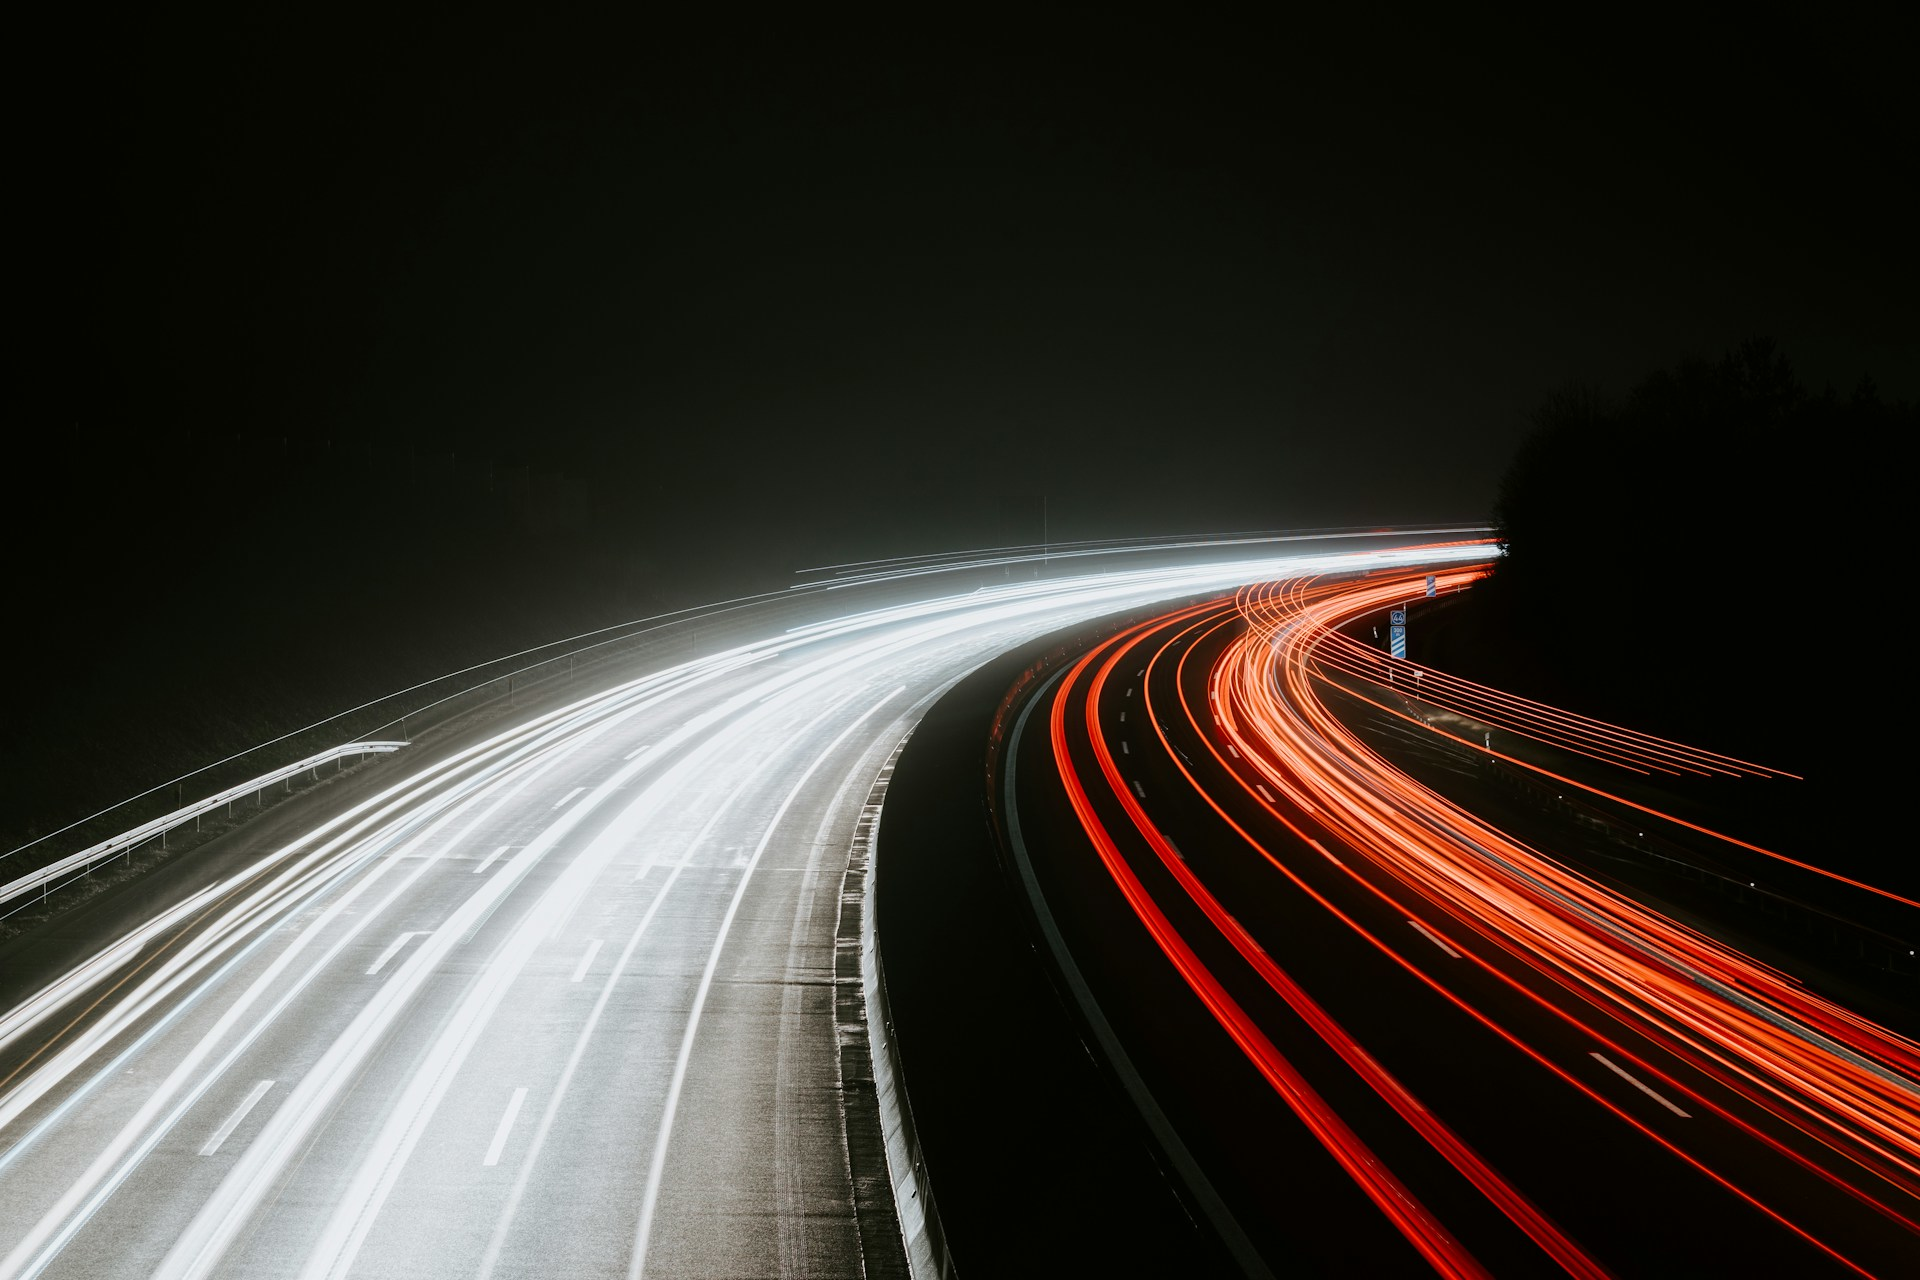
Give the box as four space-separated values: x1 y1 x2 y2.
0 742 407 918
0 579 858 887
4 528 1478 893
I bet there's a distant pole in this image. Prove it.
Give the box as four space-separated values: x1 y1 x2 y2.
1042 493 1050 576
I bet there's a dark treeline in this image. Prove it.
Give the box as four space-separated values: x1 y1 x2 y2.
1445 339 1902 779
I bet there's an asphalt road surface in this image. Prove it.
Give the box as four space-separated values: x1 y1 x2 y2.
0 538 1487 1279
1008 574 1919 1277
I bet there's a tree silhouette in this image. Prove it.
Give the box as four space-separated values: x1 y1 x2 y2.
1486 340 1903 775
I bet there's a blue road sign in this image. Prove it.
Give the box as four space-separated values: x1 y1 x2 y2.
1425 575 1436 597
1389 624 1406 659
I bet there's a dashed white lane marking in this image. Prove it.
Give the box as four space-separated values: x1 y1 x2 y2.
553 787 586 810
1132 780 1146 799
1227 744 1240 758
1408 919 1461 959
1309 839 1341 866
1254 783 1275 803
473 845 511 875
570 939 604 983
200 1080 275 1157
1121 741 1130 755
366 932 425 976
482 1087 530 1166
1126 687 1134 698
1119 710 1126 722
623 745 650 761
1591 1053 1691 1117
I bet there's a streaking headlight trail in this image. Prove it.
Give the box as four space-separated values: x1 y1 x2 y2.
0 535 1485 1280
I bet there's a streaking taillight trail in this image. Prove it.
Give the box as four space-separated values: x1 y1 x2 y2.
1038 548 1918 1276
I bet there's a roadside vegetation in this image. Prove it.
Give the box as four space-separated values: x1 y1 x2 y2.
1417 339 1910 893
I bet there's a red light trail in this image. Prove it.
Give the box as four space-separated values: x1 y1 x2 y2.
1036 550 1919 1276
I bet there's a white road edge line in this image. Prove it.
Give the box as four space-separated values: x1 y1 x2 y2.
570 939 603 983
629 686 900 1280
482 1087 530 1166
1407 919 1461 959
365 933 423 976
199 1080 275 1157
1590 1053 1690 1117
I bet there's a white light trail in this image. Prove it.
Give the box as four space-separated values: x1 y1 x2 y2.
0 539 1491 1280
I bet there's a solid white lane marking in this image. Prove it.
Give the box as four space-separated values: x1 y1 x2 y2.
630 688 900 1280
1591 1053 1690 1117
153 681 725 1280
570 939 603 983
366 933 423 976
623 745 650 761
473 844 511 875
1407 919 1461 959
482 1087 529 1166
474 767 765 1280
1254 783 1275 803
288 685 769 1280
553 787 586 810
199 1080 275 1156
1132 780 1146 799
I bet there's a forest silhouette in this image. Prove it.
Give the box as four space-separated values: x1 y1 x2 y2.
1438 339 1905 784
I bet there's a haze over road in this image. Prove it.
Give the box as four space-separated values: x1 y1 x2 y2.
0 537 1486 1279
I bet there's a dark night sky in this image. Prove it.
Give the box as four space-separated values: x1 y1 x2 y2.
8 9 1914 828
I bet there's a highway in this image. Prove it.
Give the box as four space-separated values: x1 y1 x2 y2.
1009 568 1919 1276
0 537 1488 1279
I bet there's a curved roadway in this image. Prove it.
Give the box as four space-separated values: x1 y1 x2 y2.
0 539 1485 1279
1011 571 1918 1276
